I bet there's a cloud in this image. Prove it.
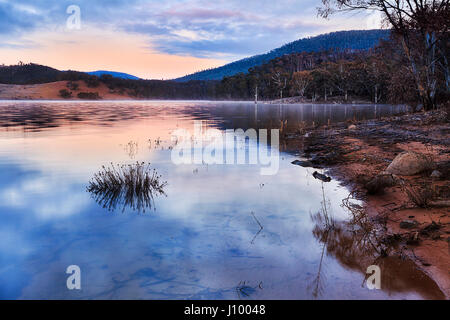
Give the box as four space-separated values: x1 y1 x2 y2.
162 8 246 20
0 0 375 67
0 2 40 35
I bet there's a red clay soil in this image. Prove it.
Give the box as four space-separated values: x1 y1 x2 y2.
287 109 450 298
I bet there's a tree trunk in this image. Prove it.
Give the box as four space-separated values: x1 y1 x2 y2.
401 33 437 111
374 84 378 104
440 47 449 93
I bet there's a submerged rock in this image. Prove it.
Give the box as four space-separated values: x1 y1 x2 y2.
385 151 433 176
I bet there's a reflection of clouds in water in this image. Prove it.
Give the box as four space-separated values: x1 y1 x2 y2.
1 153 364 299
0 172 90 219
0 102 431 300
8 159 340 299
0 229 31 257
0 188 23 207
36 193 90 219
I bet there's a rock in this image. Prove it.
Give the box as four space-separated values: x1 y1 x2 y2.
312 171 331 182
400 219 419 229
348 124 357 130
385 151 433 176
291 160 313 168
365 173 398 194
430 170 442 179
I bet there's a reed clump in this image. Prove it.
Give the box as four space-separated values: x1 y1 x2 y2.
403 184 433 208
87 162 167 213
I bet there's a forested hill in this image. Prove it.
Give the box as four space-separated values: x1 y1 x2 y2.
175 29 390 82
0 63 90 84
87 70 140 80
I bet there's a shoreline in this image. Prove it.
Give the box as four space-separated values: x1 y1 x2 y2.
286 109 450 298
0 82 391 105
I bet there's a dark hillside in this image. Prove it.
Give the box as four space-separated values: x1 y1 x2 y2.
176 29 390 81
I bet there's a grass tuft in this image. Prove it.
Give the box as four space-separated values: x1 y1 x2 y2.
87 162 167 213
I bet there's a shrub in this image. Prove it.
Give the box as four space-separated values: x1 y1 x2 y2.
403 184 433 208
77 92 100 100
66 81 79 91
59 89 72 99
85 76 100 88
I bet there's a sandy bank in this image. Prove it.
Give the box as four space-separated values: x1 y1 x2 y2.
0 81 132 100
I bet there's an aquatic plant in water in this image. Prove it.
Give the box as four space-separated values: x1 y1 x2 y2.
87 162 167 213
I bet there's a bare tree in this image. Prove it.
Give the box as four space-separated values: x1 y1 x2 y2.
319 0 450 110
272 71 288 100
291 71 313 98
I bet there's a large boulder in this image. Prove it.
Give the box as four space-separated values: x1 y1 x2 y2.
385 151 433 176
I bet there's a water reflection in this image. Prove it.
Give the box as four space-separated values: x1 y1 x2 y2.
87 162 167 213
0 101 440 300
0 101 408 132
308 182 335 298
250 212 264 245
310 191 445 299
236 280 263 299
122 141 139 159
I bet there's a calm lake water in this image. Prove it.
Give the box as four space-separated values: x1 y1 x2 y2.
0 101 444 300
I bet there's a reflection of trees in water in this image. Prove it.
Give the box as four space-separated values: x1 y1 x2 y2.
122 141 139 159
0 103 408 136
308 182 335 298
87 162 167 213
310 191 445 299
0 103 165 131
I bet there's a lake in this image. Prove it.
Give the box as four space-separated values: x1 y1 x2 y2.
0 101 444 299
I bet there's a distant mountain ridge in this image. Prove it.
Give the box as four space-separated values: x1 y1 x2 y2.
176 29 390 82
87 70 140 80
0 64 142 85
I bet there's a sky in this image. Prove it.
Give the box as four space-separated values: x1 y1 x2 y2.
0 0 383 79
